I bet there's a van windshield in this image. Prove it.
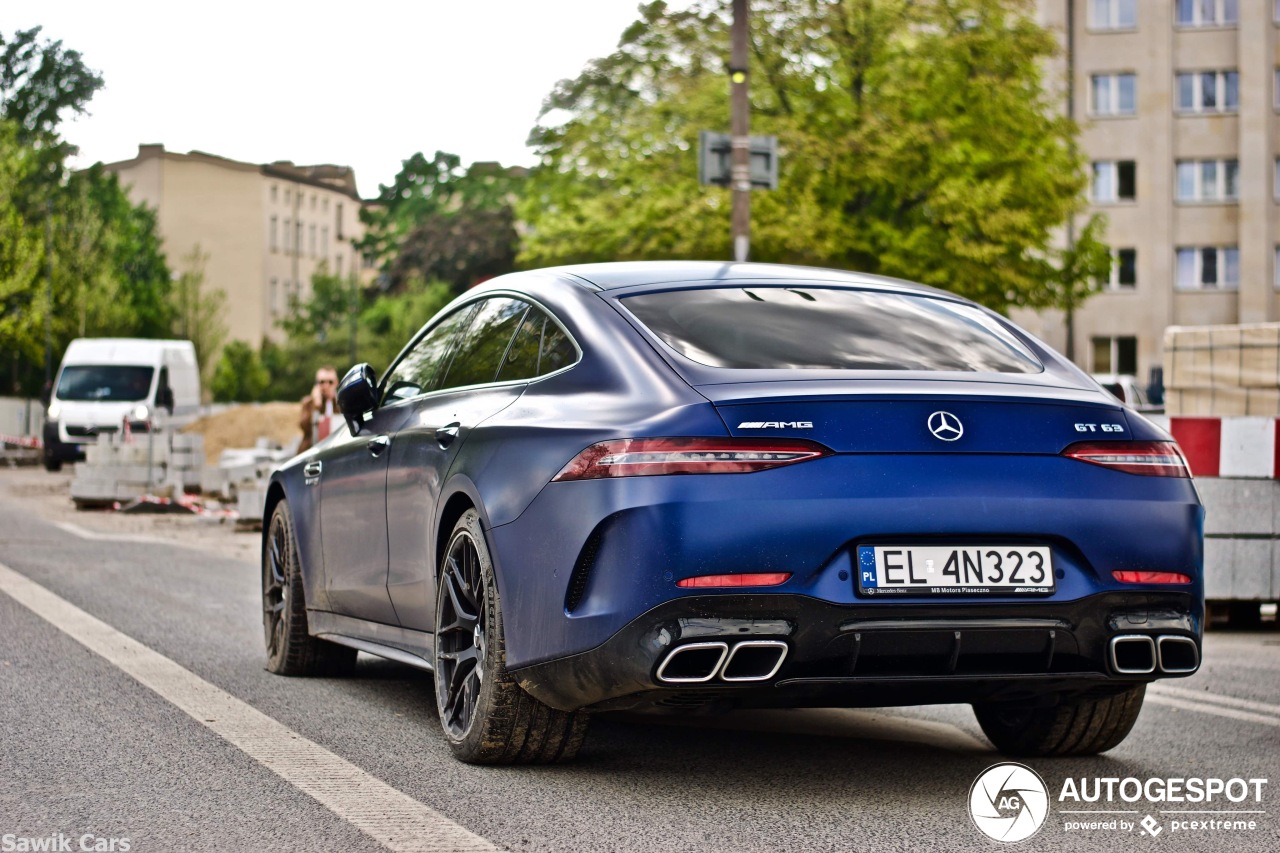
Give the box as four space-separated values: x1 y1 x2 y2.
55 365 154 402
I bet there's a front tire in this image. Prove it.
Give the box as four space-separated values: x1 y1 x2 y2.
973 684 1146 757
263 499 357 676
434 509 588 764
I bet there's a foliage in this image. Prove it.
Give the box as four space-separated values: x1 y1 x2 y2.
520 0 1106 313
360 152 524 292
169 245 226 386
0 27 103 141
210 340 269 403
0 29 175 397
255 272 454 402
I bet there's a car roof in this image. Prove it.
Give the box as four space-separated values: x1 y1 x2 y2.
533 261 951 299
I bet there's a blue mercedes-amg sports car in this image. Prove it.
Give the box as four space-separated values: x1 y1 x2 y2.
262 261 1203 765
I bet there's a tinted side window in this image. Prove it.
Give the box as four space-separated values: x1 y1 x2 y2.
381 304 478 405
436 298 530 391
622 287 1041 373
496 308 579 381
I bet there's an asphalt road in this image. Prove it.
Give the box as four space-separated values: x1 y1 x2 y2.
0 485 1278 852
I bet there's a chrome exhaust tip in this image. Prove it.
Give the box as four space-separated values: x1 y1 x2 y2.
1157 635 1200 674
1110 634 1156 675
655 641 729 683
720 640 789 682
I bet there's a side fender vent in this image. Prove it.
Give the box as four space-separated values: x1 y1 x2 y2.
564 526 605 613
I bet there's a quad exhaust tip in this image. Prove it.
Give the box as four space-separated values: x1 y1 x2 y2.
655 641 729 683
656 640 789 684
1109 634 1156 674
1157 635 1200 674
1109 634 1200 675
721 640 789 682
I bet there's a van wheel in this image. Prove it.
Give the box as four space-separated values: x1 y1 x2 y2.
973 684 1146 756
263 499 356 676
433 509 589 764
43 456 62 472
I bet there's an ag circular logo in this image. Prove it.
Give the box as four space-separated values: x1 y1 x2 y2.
969 762 1050 843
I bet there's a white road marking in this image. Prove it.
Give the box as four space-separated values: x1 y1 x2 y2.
1150 683 1280 718
54 520 170 546
1145 694 1280 728
0 561 496 853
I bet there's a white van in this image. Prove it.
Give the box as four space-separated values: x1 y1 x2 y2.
42 338 201 471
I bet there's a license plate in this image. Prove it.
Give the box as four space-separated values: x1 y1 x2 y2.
857 545 1054 595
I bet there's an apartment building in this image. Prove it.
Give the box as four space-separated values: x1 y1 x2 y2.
103 144 366 346
1016 0 1279 387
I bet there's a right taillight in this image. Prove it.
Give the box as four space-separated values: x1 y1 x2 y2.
1062 440 1190 477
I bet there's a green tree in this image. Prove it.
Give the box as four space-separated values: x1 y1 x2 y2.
210 340 269 402
169 245 227 386
361 152 524 292
521 0 1106 314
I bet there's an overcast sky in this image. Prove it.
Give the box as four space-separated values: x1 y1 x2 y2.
17 1 679 198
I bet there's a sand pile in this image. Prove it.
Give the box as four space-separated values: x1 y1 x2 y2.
182 402 301 465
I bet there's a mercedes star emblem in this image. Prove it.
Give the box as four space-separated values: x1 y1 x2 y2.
928 411 964 442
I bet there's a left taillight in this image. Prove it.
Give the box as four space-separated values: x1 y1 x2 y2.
551 437 833 481
1061 440 1191 477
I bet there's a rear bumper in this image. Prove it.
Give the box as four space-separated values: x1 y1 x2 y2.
509 591 1201 712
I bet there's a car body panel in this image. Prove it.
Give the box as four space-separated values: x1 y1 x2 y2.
264 261 1204 716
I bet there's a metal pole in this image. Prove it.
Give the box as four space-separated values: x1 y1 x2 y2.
44 200 54 388
730 0 750 262
349 271 358 366
1064 0 1077 362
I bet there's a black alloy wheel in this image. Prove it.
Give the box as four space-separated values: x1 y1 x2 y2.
433 509 588 764
436 526 488 739
262 499 356 676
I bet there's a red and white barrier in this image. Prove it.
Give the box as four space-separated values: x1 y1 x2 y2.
1147 416 1280 479
0 433 41 450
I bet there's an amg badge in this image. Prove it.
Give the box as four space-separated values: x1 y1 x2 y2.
737 421 813 429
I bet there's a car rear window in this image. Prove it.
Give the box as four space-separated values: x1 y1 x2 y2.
621 287 1042 373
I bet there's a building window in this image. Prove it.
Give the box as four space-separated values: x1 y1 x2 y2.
309 224 317 258
295 221 303 256
1176 70 1239 113
336 203 345 240
1175 159 1239 201
1091 73 1137 116
1275 247 1280 288
1176 246 1240 290
270 185 278 203
282 218 291 253
336 254 344 277
323 198 329 213
1105 248 1137 289
269 216 278 252
1176 0 1238 27
322 226 329 257
1275 69 1280 109
1276 158 1280 198
284 188 291 204
1091 0 1136 29
1091 160 1136 202
1092 336 1138 375
270 278 279 315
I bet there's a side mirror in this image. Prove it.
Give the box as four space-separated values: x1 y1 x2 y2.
157 384 175 413
338 363 378 435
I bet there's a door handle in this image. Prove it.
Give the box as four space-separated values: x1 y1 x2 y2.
368 435 391 457
303 461 322 478
435 422 461 448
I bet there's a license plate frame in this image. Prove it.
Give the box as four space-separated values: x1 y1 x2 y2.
856 544 1055 596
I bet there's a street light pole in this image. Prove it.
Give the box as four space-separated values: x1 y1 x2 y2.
730 0 750 263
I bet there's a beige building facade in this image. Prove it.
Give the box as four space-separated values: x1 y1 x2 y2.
103 144 366 346
1017 0 1280 388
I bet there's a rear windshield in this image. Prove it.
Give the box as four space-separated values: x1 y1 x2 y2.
56 365 154 402
621 287 1042 373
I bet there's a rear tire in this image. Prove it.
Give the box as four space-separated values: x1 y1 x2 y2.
263 499 357 676
434 509 589 764
973 684 1146 757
